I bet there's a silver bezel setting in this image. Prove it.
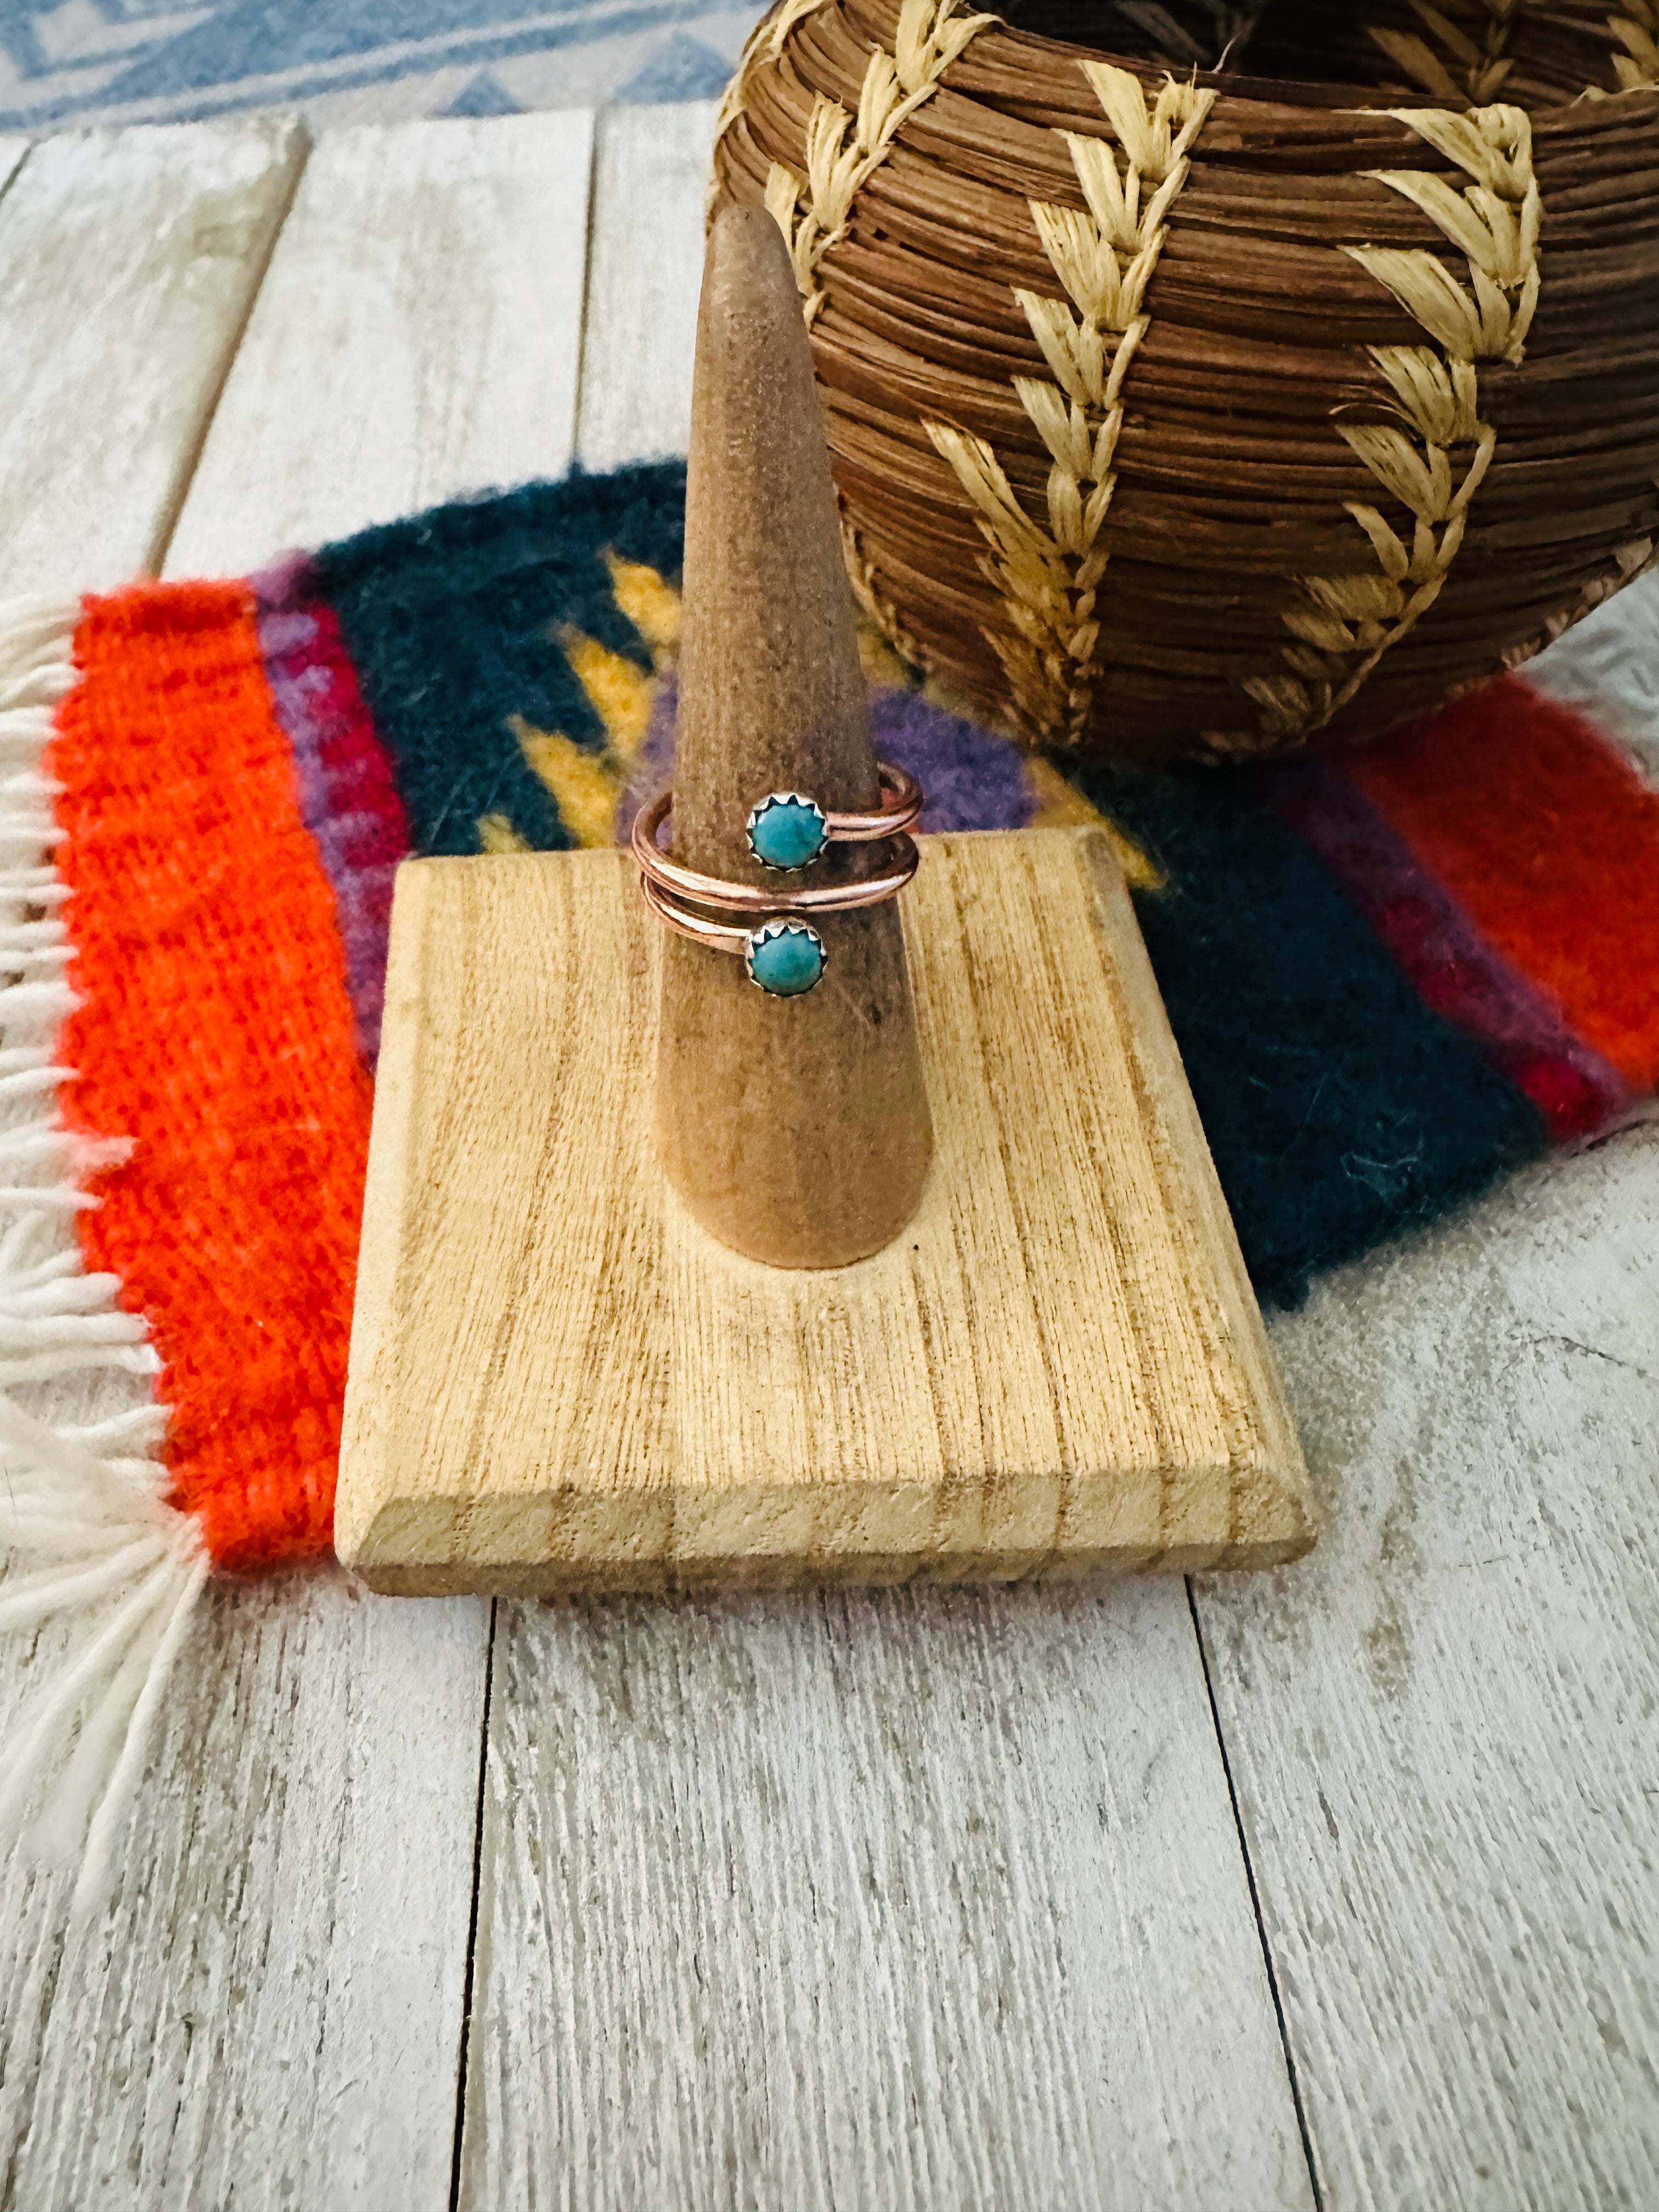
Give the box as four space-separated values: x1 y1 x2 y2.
743 917 827 995
746 789 828 872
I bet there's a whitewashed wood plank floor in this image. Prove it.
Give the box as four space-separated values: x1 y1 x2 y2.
1198 1126 1659 2211
167 109 595 575
1 101 1656 2212
464 1586 1313 2212
0 119 304 600
575 102 715 474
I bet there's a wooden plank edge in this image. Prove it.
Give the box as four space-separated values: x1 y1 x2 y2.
348 1544 1318 1599
335 857 435 1567
0 138 29 205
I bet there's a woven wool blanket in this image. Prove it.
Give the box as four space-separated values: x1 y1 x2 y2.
0 3 741 136
3 458 1658 1906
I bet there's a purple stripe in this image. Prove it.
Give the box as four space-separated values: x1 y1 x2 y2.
252 555 409 1067
619 678 1036 842
1263 758 1631 1140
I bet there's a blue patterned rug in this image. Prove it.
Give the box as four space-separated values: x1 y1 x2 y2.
0 0 744 132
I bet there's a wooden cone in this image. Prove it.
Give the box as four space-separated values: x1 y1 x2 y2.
654 204 933 1268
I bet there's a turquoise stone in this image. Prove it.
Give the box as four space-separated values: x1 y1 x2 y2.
748 792 827 870
747 922 826 996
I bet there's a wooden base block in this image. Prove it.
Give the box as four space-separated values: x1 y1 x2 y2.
335 829 1317 1594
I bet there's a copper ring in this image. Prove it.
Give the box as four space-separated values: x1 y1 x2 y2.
742 764 923 869
640 874 752 956
640 877 837 996
812 762 923 843
631 789 918 917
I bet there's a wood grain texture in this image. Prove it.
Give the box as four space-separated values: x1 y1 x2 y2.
1 95 1651 2212
0 111 495 2211
1198 1127 1659 2210
165 109 594 577
658 202 933 1267
467 135 1312 2204
0 118 306 600
574 101 715 473
1 1564 486 2212
459 1579 1318 2212
336 831 1312 1591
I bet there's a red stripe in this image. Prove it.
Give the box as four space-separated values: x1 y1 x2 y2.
50 583 371 1569
1349 679 1659 1091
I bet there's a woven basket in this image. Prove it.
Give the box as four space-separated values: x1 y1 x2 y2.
711 0 1659 759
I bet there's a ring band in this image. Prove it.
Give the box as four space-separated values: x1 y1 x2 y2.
635 768 924 996
743 763 922 871
633 791 918 917
641 877 833 996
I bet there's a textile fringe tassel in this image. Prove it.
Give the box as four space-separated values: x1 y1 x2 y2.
0 595 205 1921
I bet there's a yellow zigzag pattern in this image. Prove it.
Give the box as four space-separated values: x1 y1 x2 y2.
470 548 1159 886
476 552 681 853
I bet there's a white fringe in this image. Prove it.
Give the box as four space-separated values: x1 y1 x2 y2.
1527 570 1659 790
0 594 205 1923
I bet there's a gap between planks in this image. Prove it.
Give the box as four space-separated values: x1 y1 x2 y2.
574 102 716 473
455 105 1317 2212
0 106 605 2212
1199 1124 1659 2209
0 138 29 207
166 108 595 577
0 117 306 600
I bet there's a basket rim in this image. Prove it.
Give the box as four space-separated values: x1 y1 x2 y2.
932 4 1659 126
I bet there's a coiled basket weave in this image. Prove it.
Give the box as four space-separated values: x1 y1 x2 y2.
711 0 1659 759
